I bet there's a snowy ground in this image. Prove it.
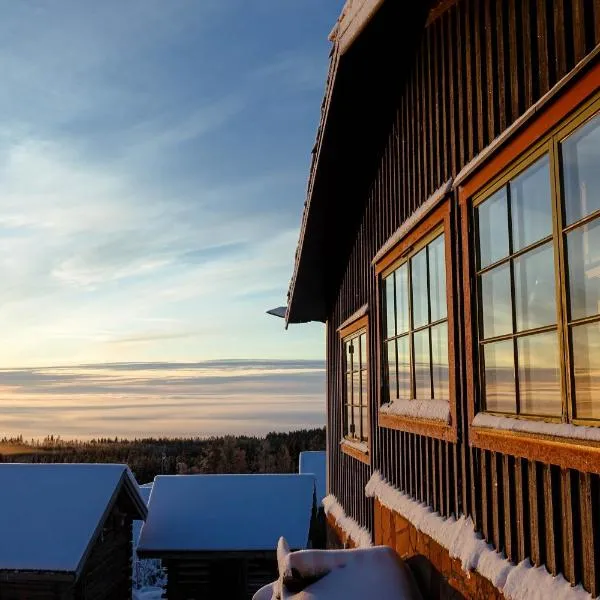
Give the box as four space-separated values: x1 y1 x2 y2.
133 587 163 600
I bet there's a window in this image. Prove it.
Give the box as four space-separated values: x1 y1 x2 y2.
460 70 600 470
383 230 449 405
343 330 369 443
374 199 457 441
338 310 370 463
473 102 600 424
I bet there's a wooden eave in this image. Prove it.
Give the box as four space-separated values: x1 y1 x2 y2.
286 0 433 325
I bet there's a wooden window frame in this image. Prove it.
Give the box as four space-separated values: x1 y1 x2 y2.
338 312 371 465
374 199 458 443
459 61 600 473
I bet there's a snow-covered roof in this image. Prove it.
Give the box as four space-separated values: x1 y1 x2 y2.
0 463 146 576
134 483 154 546
299 451 326 504
138 474 315 555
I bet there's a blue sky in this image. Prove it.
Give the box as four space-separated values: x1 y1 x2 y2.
0 1 345 438
0 0 343 369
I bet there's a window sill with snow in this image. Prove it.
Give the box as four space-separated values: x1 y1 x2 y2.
471 413 600 474
339 438 370 465
379 399 456 442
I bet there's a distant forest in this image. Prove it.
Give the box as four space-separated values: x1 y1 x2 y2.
0 428 326 484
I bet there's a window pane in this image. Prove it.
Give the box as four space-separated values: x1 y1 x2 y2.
431 322 449 402
386 340 398 402
514 243 557 331
518 331 562 416
562 113 600 225
345 341 352 373
396 264 410 334
483 340 516 413
346 404 352 436
352 371 360 407
352 406 360 437
480 263 512 339
572 321 600 419
429 234 447 322
397 335 411 400
412 247 429 328
477 187 510 268
413 329 431 399
360 369 367 407
360 333 367 368
510 155 552 250
384 273 395 339
567 218 600 321
346 373 352 404
362 410 369 442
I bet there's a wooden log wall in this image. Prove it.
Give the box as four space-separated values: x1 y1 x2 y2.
327 0 600 595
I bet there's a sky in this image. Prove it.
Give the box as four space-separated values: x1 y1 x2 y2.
0 1 343 439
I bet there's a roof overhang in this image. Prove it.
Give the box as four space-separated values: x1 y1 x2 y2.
286 0 433 324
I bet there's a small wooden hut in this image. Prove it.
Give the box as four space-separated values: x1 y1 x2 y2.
137 473 315 599
0 463 147 600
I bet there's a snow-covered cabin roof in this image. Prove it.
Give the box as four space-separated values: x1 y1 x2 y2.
137 474 315 556
0 463 146 577
299 451 326 504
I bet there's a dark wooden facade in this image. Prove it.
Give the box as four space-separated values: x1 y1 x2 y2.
0 501 135 600
288 0 600 597
152 553 278 600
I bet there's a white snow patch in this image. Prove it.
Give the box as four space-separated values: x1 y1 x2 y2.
473 412 600 442
299 451 326 505
138 474 314 553
365 471 596 600
256 537 421 600
339 438 369 454
133 586 163 600
380 399 450 423
322 495 372 548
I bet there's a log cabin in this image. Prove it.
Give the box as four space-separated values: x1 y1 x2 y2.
285 0 600 598
137 474 315 599
0 463 147 600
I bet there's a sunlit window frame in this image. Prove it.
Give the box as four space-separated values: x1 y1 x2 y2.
338 312 371 465
374 199 458 443
460 68 600 470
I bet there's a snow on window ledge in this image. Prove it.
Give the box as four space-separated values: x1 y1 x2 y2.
322 495 372 548
339 438 368 453
365 471 594 600
472 412 600 442
380 399 450 423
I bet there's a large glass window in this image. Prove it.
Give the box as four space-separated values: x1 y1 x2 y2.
383 231 449 404
474 108 600 422
343 330 369 442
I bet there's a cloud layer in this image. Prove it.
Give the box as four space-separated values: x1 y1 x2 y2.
0 360 325 440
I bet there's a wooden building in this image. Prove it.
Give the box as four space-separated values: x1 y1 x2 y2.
137 474 315 599
0 463 147 600
285 0 600 598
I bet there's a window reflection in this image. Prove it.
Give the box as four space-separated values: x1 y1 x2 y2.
518 332 561 416
483 340 516 413
572 321 600 419
562 113 600 225
477 187 509 268
567 218 600 321
387 340 398 401
429 234 447 322
343 330 369 442
510 155 552 251
412 247 429 328
385 274 395 339
514 243 557 331
480 263 512 338
413 329 431 399
397 335 411 400
396 264 410 334
431 322 449 401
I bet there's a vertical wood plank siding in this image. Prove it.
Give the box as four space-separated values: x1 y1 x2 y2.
326 0 600 594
